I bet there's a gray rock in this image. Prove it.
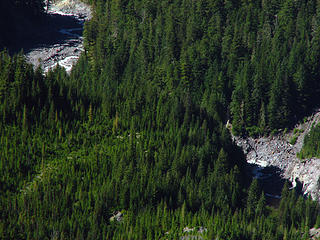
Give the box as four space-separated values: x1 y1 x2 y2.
110 211 123 222
232 109 320 202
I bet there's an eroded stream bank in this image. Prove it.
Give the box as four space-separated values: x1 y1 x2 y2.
25 0 91 73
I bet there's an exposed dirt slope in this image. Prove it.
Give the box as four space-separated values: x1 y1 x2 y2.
234 109 320 202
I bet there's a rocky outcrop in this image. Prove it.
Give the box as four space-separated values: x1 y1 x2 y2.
309 228 320 240
109 211 123 222
164 226 207 240
233 109 320 202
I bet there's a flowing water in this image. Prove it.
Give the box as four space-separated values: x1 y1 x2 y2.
25 0 91 73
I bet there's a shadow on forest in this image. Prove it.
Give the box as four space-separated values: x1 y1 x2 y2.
7 12 84 54
248 163 289 206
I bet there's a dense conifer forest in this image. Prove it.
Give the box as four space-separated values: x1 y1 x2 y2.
299 123 320 159
1 0 320 239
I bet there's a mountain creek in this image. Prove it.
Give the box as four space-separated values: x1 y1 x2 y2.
25 0 91 73
232 109 320 203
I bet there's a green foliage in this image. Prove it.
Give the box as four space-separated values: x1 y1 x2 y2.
0 50 248 239
290 135 298 145
299 123 320 159
246 179 261 219
246 126 263 138
1 0 320 239
290 128 304 145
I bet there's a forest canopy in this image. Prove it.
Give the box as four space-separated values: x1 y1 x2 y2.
0 0 320 239
82 0 320 136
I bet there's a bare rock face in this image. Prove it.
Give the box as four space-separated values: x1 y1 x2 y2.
233 109 320 202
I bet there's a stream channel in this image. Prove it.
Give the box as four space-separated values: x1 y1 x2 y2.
25 0 91 73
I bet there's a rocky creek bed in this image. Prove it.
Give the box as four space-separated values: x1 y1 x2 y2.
233 109 320 202
25 0 91 73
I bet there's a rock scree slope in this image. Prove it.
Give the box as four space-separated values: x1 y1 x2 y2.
233 109 320 202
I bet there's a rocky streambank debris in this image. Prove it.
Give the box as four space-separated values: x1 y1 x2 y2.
109 211 124 222
25 0 91 73
164 226 207 240
233 110 320 202
49 0 92 20
309 227 320 240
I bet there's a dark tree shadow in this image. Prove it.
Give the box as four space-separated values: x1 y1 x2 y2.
6 12 85 54
248 163 290 206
